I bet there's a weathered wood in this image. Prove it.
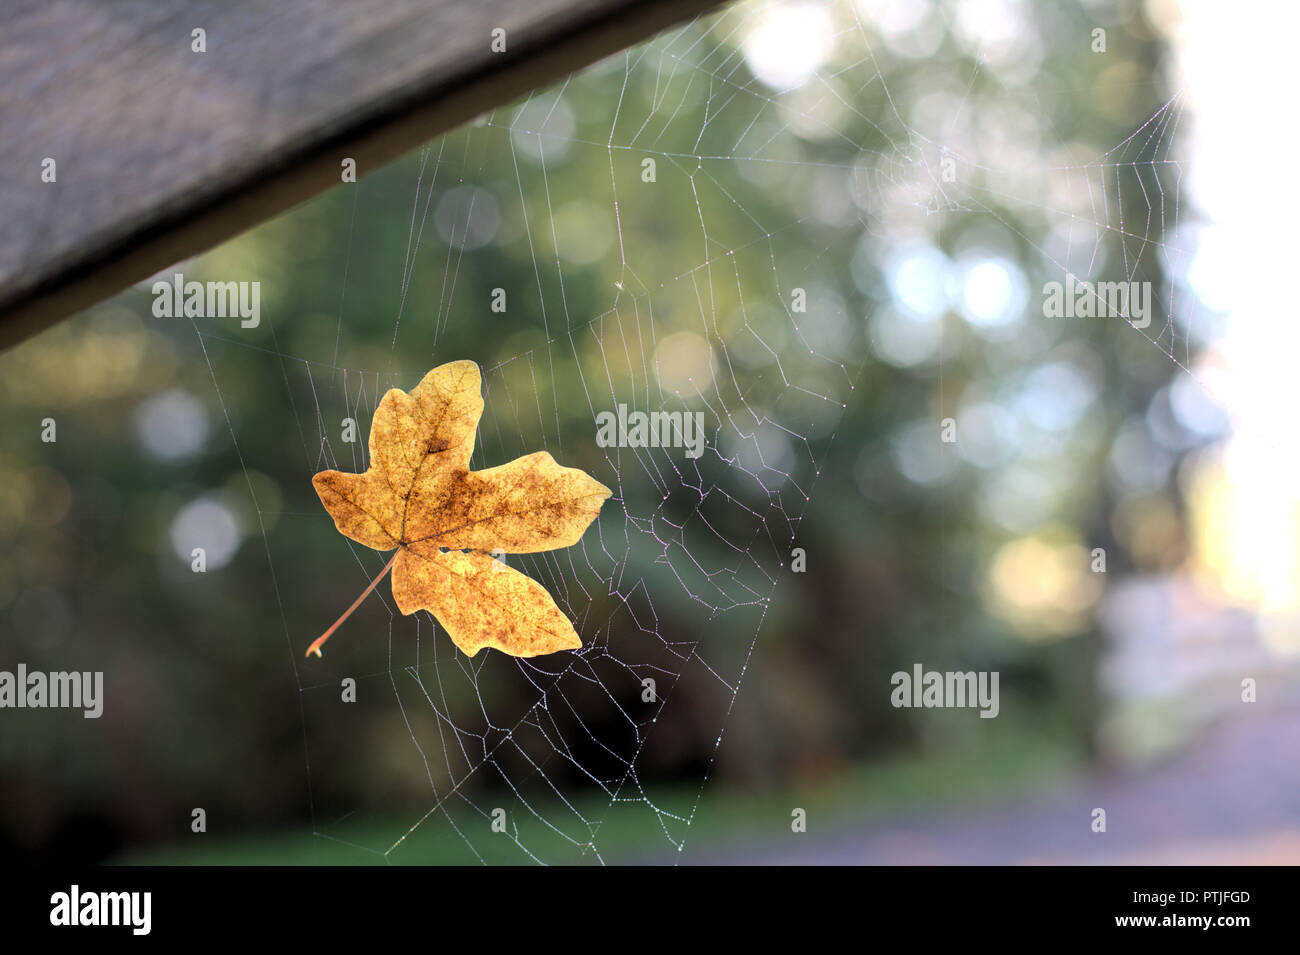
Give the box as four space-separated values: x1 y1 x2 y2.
0 0 724 350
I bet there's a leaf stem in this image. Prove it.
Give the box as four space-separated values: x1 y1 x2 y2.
305 550 400 659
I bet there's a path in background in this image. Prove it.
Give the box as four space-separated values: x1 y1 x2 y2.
678 708 1300 865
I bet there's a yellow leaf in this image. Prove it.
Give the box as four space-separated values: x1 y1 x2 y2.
392 550 580 657
312 360 483 549
307 360 610 659
405 451 611 557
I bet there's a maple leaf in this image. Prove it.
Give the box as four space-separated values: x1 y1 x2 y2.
307 360 610 659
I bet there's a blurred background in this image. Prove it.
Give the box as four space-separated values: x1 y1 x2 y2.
3 0 1298 865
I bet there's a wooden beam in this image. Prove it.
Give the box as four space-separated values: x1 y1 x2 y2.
0 0 725 351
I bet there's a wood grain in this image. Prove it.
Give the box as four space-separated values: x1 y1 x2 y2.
0 0 724 350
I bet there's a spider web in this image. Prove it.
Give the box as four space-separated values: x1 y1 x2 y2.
178 0 1194 864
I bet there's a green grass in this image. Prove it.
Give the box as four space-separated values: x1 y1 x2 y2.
115 725 1084 865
